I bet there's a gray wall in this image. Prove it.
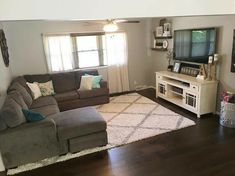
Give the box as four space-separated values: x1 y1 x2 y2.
3 20 151 90
0 22 12 108
150 15 235 110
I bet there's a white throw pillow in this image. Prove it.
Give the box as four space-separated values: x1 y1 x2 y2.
26 82 42 100
79 75 93 90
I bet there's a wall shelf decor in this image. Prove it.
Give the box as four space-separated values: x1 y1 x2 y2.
0 29 9 67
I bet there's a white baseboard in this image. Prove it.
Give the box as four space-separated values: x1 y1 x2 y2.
135 85 156 91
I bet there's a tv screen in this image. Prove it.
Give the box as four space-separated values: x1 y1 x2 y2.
173 28 217 64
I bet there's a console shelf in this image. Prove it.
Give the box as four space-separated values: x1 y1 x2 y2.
156 71 218 118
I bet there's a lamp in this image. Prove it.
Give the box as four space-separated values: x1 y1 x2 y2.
103 21 118 32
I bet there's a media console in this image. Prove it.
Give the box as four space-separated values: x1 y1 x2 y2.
156 71 218 118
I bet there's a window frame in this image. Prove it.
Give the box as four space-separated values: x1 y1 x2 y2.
71 32 107 69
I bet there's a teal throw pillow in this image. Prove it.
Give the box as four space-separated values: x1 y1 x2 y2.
85 74 102 88
22 109 45 122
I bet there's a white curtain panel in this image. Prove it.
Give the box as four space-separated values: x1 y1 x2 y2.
43 35 74 72
105 33 130 93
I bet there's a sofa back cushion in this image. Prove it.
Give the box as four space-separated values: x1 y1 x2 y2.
8 82 33 107
0 113 7 131
24 74 51 83
8 91 28 109
1 98 26 128
75 69 99 89
8 76 31 96
51 72 76 93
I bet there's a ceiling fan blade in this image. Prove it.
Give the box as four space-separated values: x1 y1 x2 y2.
115 19 140 23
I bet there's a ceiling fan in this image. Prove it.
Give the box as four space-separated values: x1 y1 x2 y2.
85 19 140 32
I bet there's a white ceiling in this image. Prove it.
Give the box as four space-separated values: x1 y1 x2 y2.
0 0 235 21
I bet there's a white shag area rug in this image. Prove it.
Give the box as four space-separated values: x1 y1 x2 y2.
8 93 196 175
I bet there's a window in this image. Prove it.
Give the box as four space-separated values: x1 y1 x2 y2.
43 32 126 72
74 35 107 68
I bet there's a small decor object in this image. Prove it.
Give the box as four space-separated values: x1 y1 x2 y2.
0 29 9 67
26 82 42 100
156 26 163 37
38 81 55 96
155 42 163 49
166 49 173 66
181 67 199 77
153 39 157 48
163 23 171 36
159 18 167 27
173 62 181 73
206 56 213 81
200 64 207 78
220 92 235 128
212 53 220 81
231 29 235 72
22 109 45 122
162 40 168 49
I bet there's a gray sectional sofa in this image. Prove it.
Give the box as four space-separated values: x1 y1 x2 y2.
0 69 109 169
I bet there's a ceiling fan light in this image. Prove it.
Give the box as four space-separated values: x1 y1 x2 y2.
103 22 118 32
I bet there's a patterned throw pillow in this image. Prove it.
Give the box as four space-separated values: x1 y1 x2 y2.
38 81 55 96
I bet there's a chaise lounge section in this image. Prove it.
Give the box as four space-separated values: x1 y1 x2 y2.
0 69 109 169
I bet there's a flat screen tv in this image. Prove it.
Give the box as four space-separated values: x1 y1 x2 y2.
173 28 217 64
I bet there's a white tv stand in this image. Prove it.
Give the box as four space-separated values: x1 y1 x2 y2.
156 71 218 118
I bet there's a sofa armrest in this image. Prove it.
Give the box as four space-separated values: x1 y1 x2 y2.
0 119 60 169
100 80 108 88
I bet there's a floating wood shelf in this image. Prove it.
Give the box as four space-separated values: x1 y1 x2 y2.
155 36 173 39
151 48 167 51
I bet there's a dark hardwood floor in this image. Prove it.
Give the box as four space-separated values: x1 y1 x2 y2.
13 88 235 176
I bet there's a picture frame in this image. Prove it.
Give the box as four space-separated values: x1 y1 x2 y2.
173 62 181 73
156 26 163 37
163 23 171 36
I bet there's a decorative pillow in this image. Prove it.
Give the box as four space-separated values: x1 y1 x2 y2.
38 81 55 96
85 74 102 88
22 109 45 122
26 82 42 100
79 75 93 90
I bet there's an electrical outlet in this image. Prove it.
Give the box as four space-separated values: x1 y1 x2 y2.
134 81 137 85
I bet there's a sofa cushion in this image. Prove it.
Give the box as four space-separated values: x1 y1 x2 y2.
75 70 99 89
7 82 33 107
24 74 51 83
0 113 7 131
52 107 106 140
8 76 32 95
78 88 109 99
8 91 28 109
51 72 76 93
31 105 60 117
54 91 79 102
30 96 57 109
1 98 26 128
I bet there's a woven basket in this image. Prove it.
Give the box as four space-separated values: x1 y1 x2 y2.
220 101 235 128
